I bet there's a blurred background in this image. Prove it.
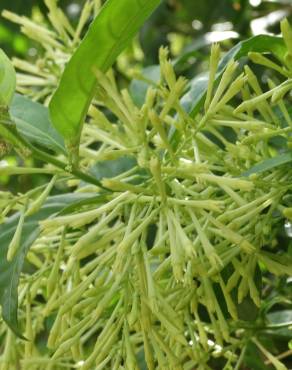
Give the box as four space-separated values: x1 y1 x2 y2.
1 0 292 62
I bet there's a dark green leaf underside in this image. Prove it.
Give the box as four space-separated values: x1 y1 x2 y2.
10 94 65 154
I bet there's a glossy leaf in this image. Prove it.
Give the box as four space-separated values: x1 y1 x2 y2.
181 35 286 117
0 193 93 335
90 156 137 180
242 151 292 176
49 0 161 155
10 94 65 154
266 310 292 339
0 48 16 107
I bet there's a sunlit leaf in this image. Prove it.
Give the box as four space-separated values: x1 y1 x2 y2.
49 0 161 161
0 48 16 107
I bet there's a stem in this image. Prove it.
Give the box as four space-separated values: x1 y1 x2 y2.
265 349 292 365
260 321 292 330
30 143 106 188
234 345 246 370
7 124 109 190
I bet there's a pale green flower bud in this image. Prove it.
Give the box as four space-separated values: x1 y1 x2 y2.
205 43 221 111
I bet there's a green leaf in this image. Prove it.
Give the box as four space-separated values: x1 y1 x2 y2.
242 151 292 176
49 0 161 158
243 342 270 370
181 35 286 117
0 193 93 336
9 94 65 154
266 310 292 339
90 156 137 180
58 194 109 216
0 48 16 107
129 65 160 107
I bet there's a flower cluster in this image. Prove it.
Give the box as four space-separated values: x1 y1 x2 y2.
1 3 292 370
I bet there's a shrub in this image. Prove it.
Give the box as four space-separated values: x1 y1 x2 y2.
0 1 292 369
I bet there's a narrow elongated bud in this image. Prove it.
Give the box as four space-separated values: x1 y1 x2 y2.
71 204 121 257
41 192 129 229
128 292 139 327
149 110 173 155
234 89 274 114
47 227 66 296
47 311 63 349
238 276 249 304
188 210 222 268
159 47 176 89
59 315 94 344
150 156 167 203
73 0 93 43
101 178 148 194
207 214 256 254
7 201 27 261
124 321 139 370
171 208 194 257
151 329 180 368
197 173 253 191
248 52 287 76
114 208 158 272
26 175 57 216
214 74 247 111
166 209 184 281
159 77 187 119
205 43 221 111
143 248 158 312
268 78 292 127
281 18 292 60
271 81 292 104
1 329 14 370
208 60 238 112
218 276 237 320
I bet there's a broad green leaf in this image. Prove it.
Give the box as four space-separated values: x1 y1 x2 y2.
9 94 65 154
0 193 94 336
90 156 137 180
58 193 109 216
266 310 292 339
86 156 149 189
0 48 16 107
49 0 161 159
181 35 286 117
242 151 292 176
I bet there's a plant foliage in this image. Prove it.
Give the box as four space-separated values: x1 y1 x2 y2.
0 1 292 370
